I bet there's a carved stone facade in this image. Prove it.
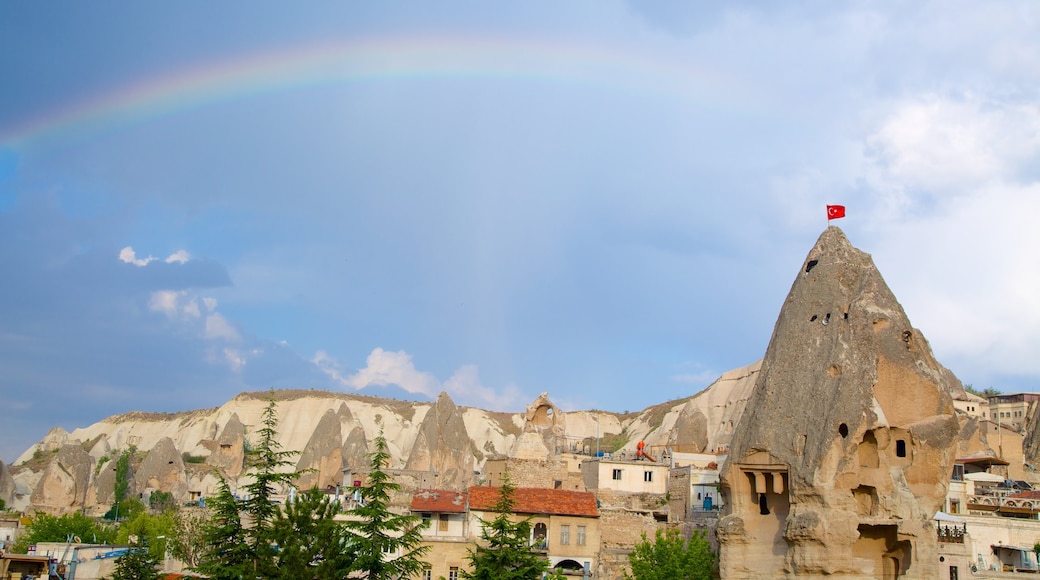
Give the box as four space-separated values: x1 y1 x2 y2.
718 227 960 579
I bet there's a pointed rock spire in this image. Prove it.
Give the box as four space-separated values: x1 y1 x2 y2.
718 226 960 578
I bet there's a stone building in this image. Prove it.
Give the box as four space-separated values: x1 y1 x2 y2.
409 486 601 578
718 227 961 578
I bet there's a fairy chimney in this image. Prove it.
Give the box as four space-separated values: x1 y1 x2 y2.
717 226 960 578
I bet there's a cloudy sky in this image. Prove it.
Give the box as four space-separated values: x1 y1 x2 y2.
2 1 1039 461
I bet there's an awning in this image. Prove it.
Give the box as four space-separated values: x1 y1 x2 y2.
966 472 1006 483
992 545 1035 553
934 511 965 523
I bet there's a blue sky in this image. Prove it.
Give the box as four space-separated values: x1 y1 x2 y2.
2 1 1040 461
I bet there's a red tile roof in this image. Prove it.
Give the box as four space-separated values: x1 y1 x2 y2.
1008 490 1040 500
410 489 468 513
468 486 599 518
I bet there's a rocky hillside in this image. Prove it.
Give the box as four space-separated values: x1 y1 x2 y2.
3 363 759 514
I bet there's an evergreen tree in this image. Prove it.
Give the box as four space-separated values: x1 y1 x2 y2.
344 432 430 579
194 477 251 580
624 528 714 580
240 394 300 577
109 542 160 580
462 474 548 580
270 488 355 579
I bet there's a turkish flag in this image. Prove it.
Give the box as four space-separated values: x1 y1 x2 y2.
827 205 846 220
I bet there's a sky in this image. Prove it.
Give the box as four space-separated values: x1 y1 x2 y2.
2 1 1039 462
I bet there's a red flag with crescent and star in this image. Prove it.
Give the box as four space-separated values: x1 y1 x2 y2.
827 205 846 220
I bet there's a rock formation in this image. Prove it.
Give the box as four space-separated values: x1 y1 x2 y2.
206 413 246 478
718 226 960 578
342 425 371 470
31 444 94 511
0 459 14 506
406 392 474 490
296 409 344 490
668 400 709 453
135 437 188 499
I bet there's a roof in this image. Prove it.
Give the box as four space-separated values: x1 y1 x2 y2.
1009 490 1040 500
468 486 599 518
410 489 467 513
993 544 1035 553
957 455 1010 466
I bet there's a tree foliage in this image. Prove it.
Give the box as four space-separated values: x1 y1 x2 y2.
624 528 714 580
168 508 209 570
11 512 116 553
270 488 355 579
194 472 251 579
462 473 548 580
110 542 160 580
343 431 430 580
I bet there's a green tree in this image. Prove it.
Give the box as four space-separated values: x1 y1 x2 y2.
194 477 251 580
624 528 714 580
147 490 176 513
344 431 430 579
168 508 208 570
109 541 160 580
105 448 141 522
239 393 301 578
270 488 355 579
114 511 177 563
11 512 116 553
462 473 548 580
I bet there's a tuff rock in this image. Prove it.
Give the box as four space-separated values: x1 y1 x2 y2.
718 226 960 579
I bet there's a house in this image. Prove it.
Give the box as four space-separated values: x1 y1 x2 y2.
410 489 472 580
410 486 601 578
467 486 600 576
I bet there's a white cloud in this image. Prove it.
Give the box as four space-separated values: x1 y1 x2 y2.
119 246 156 267
204 313 241 342
148 290 182 317
165 250 191 264
120 246 193 266
313 347 523 409
202 297 218 312
865 95 1040 200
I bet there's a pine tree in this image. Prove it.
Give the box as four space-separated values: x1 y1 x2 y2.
270 488 355 579
110 542 160 580
462 473 548 580
344 431 430 579
240 393 301 578
194 476 251 580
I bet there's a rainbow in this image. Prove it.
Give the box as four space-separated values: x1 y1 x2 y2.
1 35 732 150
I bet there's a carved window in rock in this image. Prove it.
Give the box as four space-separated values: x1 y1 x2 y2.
744 469 788 517
859 430 880 469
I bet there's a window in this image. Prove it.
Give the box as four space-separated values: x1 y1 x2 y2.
421 512 432 527
612 468 622 480
951 464 964 482
577 525 586 546
895 439 907 458
422 568 432 580
560 525 571 545
382 543 394 554
644 471 653 482
439 513 449 532
449 567 459 580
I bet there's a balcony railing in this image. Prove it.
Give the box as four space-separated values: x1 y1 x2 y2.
937 524 966 544
967 494 1040 516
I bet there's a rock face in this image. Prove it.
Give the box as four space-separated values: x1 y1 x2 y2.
136 437 188 499
406 392 474 490
668 401 709 452
296 409 344 490
207 413 246 478
718 227 960 579
31 444 94 511
0 459 14 506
